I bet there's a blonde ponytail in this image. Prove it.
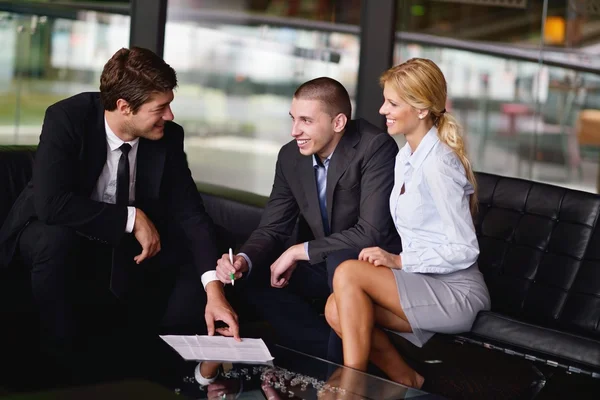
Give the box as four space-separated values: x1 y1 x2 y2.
437 112 478 216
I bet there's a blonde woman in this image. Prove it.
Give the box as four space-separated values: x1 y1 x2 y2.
324 58 491 388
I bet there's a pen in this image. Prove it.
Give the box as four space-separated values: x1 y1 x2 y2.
229 247 235 286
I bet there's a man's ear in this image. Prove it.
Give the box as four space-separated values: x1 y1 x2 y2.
116 98 131 116
333 113 348 133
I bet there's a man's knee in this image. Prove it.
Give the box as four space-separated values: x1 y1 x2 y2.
162 262 207 333
21 222 80 265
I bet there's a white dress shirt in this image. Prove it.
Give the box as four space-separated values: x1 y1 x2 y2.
390 126 479 274
90 118 139 233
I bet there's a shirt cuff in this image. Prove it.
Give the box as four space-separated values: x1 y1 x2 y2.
238 252 252 276
201 270 221 290
194 362 219 386
399 252 419 273
303 242 310 260
125 206 136 233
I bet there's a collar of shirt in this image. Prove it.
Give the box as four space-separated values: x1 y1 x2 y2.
312 151 334 169
104 118 140 151
398 126 439 169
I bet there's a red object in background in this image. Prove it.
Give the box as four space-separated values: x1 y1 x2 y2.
501 103 533 137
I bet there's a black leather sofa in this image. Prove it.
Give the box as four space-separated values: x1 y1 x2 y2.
457 173 600 375
1 145 599 398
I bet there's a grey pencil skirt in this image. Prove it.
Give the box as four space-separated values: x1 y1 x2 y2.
389 263 491 347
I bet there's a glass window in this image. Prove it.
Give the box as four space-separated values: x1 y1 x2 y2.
165 0 361 196
172 0 360 25
0 8 130 145
395 0 600 193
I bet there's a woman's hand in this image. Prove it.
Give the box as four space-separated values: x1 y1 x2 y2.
358 247 402 269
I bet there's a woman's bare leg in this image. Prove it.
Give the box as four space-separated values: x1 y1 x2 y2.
327 261 425 388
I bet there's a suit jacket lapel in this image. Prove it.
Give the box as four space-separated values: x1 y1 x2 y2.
298 153 326 238
83 102 108 196
136 137 165 201
325 121 359 231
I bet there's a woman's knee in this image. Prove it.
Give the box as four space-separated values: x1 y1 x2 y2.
332 260 365 291
326 249 360 291
324 294 339 331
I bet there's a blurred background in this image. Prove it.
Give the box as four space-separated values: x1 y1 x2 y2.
1 0 599 196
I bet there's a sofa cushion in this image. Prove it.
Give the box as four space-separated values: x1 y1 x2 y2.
196 182 267 255
467 311 600 370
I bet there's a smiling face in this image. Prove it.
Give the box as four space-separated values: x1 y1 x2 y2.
289 97 345 160
378 83 422 137
122 90 175 140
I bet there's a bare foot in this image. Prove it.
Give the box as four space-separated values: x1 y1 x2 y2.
396 371 425 389
414 372 425 390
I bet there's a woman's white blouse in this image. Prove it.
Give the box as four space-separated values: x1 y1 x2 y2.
390 126 479 274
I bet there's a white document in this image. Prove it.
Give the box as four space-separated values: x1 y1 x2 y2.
160 335 274 364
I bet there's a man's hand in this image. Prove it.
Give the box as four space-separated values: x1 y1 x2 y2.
132 208 161 264
270 244 306 288
216 253 248 284
207 379 241 400
261 369 284 400
358 246 402 269
205 282 241 341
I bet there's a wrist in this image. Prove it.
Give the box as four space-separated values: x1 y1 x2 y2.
395 254 402 269
133 207 142 230
195 362 220 386
238 256 249 272
206 281 225 301
293 243 308 261
200 361 221 379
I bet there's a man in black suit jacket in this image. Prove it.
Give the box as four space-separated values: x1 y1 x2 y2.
0 47 239 364
213 77 401 359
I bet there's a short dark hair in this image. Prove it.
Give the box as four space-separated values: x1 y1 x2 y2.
293 77 351 120
100 47 177 113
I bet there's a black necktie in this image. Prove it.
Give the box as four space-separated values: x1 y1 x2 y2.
111 143 132 299
116 143 132 206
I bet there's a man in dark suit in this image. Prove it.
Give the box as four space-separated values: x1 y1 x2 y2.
0 47 239 365
212 77 401 359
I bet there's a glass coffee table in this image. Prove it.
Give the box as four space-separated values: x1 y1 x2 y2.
1 334 444 399
170 344 443 399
